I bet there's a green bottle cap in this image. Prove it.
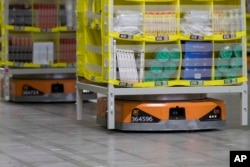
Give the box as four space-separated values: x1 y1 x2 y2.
230 57 242 69
219 46 233 58
216 58 230 73
233 44 242 57
164 61 177 75
149 60 164 75
144 71 157 82
169 48 181 63
155 48 170 63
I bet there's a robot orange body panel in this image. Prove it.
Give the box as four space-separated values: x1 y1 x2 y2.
97 97 226 131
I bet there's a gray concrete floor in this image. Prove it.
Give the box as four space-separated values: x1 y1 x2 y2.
0 86 250 167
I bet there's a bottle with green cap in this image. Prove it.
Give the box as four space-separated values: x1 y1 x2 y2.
169 47 181 63
144 71 157 82
155 48 170 63
225 69 238 79
164 61 177 75
214 70 223 80
149 60 164 75
216 58 230 73
230 57 242 69
157 71 170 81
233 44 242 57
219 45 233 59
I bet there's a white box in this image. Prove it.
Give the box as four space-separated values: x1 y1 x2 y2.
33 42 54 65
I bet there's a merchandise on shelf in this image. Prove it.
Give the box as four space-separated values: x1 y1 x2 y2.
144 11 176 36
115 48 144 83
59 37 76 63
215 43 243 80
9 3 32 26
8 0 76 29
8 35 33 62
65 0 76 28
213 9 242 35
33 42 54 65
144 45 180 82
181 41 213 80
1 0 77 68
113 10 143 35
181 10 212 36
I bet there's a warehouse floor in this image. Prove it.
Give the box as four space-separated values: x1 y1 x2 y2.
0 85 250 167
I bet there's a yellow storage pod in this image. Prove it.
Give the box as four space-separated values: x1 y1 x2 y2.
77 0 247 88
1 0 77 68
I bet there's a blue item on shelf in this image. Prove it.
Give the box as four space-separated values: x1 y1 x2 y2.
184 41 213 59
182 42 212 80
182 68 211 80
182 58 212 69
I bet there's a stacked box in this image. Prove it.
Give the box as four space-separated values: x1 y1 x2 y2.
182 41 213 80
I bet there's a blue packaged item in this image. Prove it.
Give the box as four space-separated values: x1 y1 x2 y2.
182 68 211 80
182 42 213 76
183 58 212 69
184 41 213 59
182 42 212 80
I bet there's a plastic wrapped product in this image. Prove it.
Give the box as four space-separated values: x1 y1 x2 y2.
225 69 239 79
144 71 157 82
113 10 143 35
149 60 164 75
233 44 242 57
157 71 170 81
164 61 177 75
169 48 181 63
216 58 230 73
214 70 223 80
230 57 242 69
155 48 170 63
219 46 233 58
